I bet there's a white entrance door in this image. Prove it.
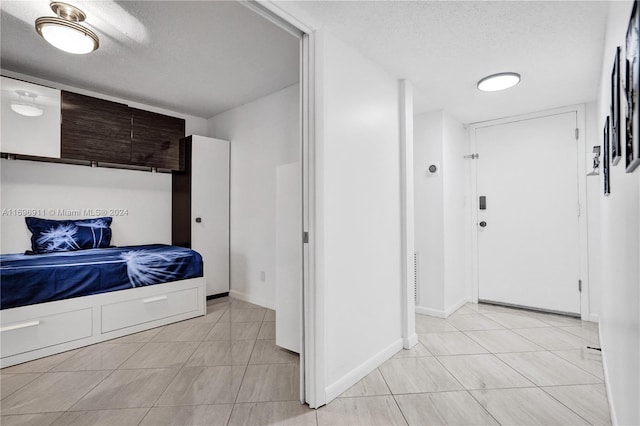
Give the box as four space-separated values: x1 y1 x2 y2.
475 112 581 314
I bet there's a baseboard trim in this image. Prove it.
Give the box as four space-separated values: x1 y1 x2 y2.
415 305 446 318
325 338 403 402
589 313 600 323
445 297 471 317
599 325 617 425
403 333 418 349
228 289 274 310
415 297 471 319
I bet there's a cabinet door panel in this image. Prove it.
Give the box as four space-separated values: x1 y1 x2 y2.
1 77 61 158
191 136 230 296
61 91 131 163
131 109 185 170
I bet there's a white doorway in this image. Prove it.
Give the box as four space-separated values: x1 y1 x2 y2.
470 107 588 316
238 2 315 406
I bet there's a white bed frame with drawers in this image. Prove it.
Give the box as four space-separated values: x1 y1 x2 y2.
0 277 206 368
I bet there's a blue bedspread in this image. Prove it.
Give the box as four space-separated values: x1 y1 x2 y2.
0 244 203 310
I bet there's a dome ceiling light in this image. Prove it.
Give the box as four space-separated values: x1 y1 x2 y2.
477 72 521 92
10 90 44 117
35 2 99 54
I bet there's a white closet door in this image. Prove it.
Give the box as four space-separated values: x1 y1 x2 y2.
191 136 230 296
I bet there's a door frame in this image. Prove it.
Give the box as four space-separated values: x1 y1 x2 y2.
240 0 322 408
468 104 590 320
243 0 419 407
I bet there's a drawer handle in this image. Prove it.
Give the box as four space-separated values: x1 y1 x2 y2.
0 320 40 332
143 295 168 304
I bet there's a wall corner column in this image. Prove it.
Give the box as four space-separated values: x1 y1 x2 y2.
399 79 417 348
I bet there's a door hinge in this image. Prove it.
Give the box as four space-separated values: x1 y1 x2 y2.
303 232 309 244
575 128 579 140
578 279 582 292
577 202 581 217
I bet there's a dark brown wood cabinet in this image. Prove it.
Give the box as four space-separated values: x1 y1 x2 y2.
131 108 185 170
172 137 192 248
61 91 131 163
60 91 185 170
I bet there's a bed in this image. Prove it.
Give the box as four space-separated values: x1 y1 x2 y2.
0 218 206 368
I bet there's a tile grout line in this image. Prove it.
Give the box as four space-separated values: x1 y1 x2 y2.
389 394 410 425
135 407 153 426
438 305 528 425
141 306 228 422
538 384 600 425
0 371 43 401
466 326 603 388
137 339 201 410
463 389 504 425
543 350 605 383
431 324 505 426
390 351 504 426
434 352 537 389
51 331 166 418
2 328 164 417
227 303 262 426
377 365 410 425
481 319 604 383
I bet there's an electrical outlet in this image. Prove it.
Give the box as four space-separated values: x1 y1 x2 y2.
260 271 266 282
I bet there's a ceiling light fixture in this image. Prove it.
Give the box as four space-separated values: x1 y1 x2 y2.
35 2 99 54
477 72 521 92
10 90 44 117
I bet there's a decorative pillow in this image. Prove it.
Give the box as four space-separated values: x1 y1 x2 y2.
25 217 113 254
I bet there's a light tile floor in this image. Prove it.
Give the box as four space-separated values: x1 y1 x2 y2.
0 300 611 425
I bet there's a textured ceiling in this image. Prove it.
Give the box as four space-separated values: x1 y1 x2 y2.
1 1 300 118
1 1 609 123
290 0 609 123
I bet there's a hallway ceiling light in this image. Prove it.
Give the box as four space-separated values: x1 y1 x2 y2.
477 72 521 92
10 90 44 117
35 2 99 54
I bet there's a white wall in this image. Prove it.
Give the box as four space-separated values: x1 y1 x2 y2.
413 110 470 316
443 113 470 309
1 160 172 253
0 71 209 254
414 111 445 312
316 30 403 401
207 84 300 309
595 1 640 424
585 101 602 321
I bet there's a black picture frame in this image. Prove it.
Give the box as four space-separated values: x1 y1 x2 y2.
625 0 640 173
604 116 611 195
612 46 622 165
